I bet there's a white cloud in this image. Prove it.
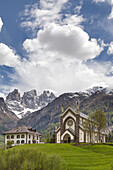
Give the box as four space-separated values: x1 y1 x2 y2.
107 41 113 54
0 43 20 67
9 23 110 95
0 0 112 96
0 92 5 99
23 24 103 61
0 17 3 32
20 0 84 30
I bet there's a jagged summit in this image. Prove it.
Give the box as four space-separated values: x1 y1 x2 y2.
5 89 56 119
6 89 20 101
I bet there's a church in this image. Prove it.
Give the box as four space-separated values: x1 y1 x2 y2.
55 104 106 143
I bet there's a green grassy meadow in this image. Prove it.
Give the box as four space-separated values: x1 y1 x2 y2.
8 144 113 170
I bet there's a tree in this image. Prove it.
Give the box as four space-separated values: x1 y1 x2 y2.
7 140 14 148
92 110 106 143
50 133 56 143
46 133 50 143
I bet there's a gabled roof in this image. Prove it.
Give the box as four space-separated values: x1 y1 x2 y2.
3 125 41 136
61 106 89 119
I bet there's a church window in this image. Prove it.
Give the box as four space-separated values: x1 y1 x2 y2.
68 120 73 126
80 118 82 125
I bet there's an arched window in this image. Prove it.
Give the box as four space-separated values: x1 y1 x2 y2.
21 140 25 144
11 135 14 139
17 135 20 138
21 134 25 138
17 140 20 144
7 135 10 139
29 140 31 144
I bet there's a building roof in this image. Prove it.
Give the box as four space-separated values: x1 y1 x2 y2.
3 125 41 136
79 112 89 119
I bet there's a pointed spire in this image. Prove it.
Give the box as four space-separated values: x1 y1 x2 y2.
61 105 64 113
76 101 79 113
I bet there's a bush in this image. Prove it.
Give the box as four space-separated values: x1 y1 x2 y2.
7 140 14 148
0 148 66 170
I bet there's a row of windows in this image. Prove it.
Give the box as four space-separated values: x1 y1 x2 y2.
11 140 25 144
7 134 25 139
7 135 39 140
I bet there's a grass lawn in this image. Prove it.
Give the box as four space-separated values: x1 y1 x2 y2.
13 144 113 170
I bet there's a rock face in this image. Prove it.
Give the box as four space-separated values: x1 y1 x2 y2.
6 89 20 101
6 89 56 118
38 91 56 108
21 90 38 109
0 97 18 134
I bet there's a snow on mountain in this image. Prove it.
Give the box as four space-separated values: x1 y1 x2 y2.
6 89 56 119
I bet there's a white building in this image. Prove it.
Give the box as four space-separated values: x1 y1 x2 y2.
3 125 41 146
55 105 106 143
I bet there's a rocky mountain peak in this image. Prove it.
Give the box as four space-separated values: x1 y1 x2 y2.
6 89 20 101
21 89 38 109
38 90 56 107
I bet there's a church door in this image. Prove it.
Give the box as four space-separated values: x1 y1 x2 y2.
68 137 71 143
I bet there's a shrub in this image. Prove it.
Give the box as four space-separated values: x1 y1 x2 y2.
0 148 66 170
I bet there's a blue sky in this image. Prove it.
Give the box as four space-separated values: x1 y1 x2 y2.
0 0 113 96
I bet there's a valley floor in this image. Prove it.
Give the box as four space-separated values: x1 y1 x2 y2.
14 144 113 170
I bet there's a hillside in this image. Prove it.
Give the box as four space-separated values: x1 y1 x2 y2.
18 87 113 134
0 97 18 134
1 144 113 170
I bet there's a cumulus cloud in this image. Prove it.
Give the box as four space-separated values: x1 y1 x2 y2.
0 43 20 67
1 0 112 95
0 17 3 32
23 24 103 61
9 23 110 95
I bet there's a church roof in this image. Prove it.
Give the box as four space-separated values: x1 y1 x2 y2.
79 112 89 119
3 125 41 136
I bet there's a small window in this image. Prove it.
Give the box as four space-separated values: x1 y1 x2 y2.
17 140 20 144
21 140 24 144
21 134 25 138
37 136 38 140
29 135 31 139
17 135 20 138
11 135 14 139
7 135 10 139
33 135 35 140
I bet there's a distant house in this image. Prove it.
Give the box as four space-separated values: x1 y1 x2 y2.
55 105 106 143
3 125 41 146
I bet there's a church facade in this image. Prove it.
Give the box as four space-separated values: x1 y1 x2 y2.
55 105 106 143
